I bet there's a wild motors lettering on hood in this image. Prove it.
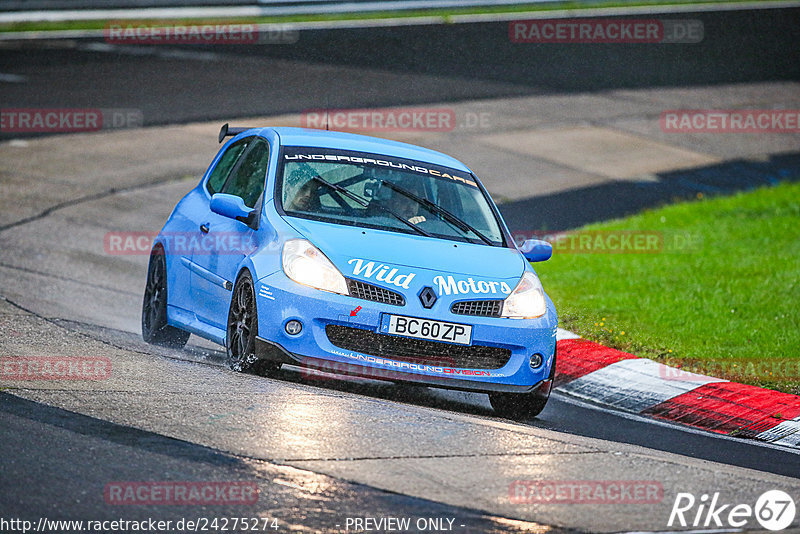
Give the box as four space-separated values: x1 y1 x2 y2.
433 275 512 296
348 258 416 289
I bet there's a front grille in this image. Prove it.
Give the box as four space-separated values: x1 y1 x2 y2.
325 325 511 370
451 299 503 317
347 279 405 306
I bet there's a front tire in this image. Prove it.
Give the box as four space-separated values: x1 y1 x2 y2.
489 350 556 419
142 247 190 348
226 271 276 375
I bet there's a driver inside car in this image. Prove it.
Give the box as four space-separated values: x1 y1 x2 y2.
367 171 428 225
394 190 427 225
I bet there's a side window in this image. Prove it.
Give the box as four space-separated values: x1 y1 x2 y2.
221 139 269 208
206 138 250 195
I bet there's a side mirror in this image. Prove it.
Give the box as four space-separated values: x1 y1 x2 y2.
521 239 552 262
210 193 255 223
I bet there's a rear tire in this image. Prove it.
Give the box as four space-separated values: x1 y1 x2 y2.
226 271 278 376
142 247 190 348
489 350 556 419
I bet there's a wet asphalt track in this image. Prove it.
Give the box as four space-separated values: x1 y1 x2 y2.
2 5 800 532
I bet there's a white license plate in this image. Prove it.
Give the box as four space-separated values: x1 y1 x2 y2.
386 315 472 345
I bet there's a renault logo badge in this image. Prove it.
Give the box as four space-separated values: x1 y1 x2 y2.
418 286 437 309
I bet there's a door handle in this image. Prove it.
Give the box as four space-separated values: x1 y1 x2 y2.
200 224 210 234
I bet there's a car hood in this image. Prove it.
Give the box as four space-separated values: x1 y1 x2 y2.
285 217 526 298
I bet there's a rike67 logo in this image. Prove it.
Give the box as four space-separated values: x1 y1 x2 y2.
669 490 796 531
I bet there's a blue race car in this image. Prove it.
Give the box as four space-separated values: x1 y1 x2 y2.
142 124 557 417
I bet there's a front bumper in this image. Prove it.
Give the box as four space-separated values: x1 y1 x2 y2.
254 271 557 394
256 337 553 394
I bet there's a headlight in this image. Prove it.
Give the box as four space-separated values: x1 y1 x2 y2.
281 239 348 295
501 271 547 319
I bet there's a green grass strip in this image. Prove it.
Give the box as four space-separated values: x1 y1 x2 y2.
536 181 800 394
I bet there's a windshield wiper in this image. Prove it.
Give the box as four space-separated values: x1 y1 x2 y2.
309 176 432 238
380 181 494 246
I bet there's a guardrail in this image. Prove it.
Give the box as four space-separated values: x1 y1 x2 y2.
1 0 252 8
0 0 568 12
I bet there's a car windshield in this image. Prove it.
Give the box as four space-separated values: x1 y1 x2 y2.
278 147 505 246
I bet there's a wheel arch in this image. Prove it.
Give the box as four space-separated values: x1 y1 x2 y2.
235 256 260 287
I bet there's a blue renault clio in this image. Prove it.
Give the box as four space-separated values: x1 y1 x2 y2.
142 125 557 417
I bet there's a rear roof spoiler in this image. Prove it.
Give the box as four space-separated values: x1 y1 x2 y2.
218 123 254 143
